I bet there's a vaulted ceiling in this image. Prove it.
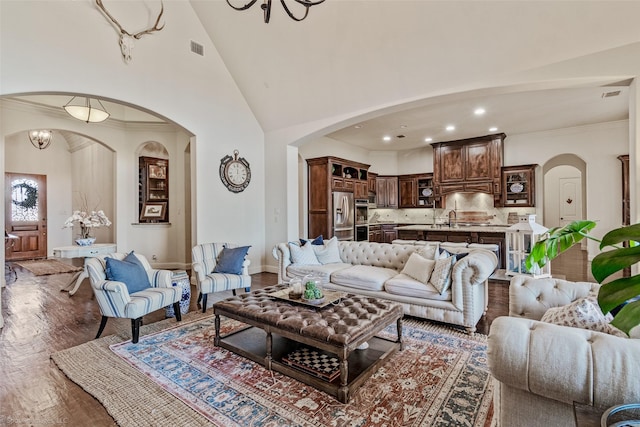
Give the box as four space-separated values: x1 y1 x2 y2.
190 0 640 150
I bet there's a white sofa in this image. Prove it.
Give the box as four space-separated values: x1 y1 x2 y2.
488 276 640 426
272 240 498 333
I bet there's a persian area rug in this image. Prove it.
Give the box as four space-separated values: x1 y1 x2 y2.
52 314 494 427
13 259 82 276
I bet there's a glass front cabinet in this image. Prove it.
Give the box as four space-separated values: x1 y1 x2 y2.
502 164 536 207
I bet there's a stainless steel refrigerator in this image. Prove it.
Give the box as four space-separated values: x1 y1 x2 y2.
333 191 354 241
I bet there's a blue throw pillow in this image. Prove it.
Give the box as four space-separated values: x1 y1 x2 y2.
213 246 251 275
299 235 323 245
105 252 151 294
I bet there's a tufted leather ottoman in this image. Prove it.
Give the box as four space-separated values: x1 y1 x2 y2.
213 284 403 403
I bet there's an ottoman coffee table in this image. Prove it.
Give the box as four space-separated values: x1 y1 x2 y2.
213 284 404 403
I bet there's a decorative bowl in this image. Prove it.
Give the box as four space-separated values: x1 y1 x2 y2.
75 237 96 246
302 297 325 305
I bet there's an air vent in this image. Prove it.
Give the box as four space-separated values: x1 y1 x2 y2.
602 90 621 98
190 40 204 56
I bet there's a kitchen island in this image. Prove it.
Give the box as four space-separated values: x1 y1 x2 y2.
394 224 509 268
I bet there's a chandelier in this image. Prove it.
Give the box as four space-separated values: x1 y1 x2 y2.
226 0 325 23
63 96 110 123
28 130 54 150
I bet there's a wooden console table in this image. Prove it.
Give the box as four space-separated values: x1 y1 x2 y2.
53 243 116 296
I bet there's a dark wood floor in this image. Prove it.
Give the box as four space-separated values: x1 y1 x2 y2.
0 247 588 426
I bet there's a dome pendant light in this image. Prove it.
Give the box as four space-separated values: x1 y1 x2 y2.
63 97 110 123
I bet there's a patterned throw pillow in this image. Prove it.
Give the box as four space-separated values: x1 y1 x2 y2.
401 252 436 284
429 256 456 294
540 293 627 338
289 241 320 265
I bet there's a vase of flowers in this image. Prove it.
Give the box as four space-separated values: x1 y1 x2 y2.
63 208 111 246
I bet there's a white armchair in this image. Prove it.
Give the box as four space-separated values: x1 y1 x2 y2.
488 276 640 426
192 242 251 313
86 252 181 343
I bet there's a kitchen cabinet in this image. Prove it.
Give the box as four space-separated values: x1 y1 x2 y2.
381 224 397 243
368 224 382 243
138 156 169 223
307 156 370 239
399 173 438 208
376 176 398 208
368 172 378 194
431 133 505 202
501 164 536 207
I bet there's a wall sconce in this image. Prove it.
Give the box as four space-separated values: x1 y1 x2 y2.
63 96 110 123
28 130 53 150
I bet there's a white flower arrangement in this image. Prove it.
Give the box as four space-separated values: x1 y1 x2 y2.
63 209 112 239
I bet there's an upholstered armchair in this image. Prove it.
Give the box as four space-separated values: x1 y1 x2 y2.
86 252 182 343
488 276 640 426
191 242 251 313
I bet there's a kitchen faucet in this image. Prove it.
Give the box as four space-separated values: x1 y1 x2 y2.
448 209 458 228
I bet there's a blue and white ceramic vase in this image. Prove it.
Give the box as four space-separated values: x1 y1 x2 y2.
165 271 191 317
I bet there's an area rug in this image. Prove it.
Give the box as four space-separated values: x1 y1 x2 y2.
13 259 82 276
52 314 494 427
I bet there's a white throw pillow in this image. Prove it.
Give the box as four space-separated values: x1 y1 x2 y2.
314 237 342 264
416 245 438 260
289 241 320 265
541 293 627 338
429 256 455 294
401 252 436 284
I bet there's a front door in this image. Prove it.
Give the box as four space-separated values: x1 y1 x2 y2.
5 173 47 260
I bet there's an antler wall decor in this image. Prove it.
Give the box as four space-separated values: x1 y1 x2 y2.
95 0 165 63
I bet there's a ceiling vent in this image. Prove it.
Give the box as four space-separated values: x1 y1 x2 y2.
190 40 204 56
396 135 406 139
602 90 621 98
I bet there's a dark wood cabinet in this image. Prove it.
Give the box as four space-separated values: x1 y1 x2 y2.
619 155 630 226
501 164 536 207
381 224 397 243
369 224 382 242
368 172 378 194
376 176 398 208
399 173 437 208
432 133 505 203
138 156 169 223
307 156 370 239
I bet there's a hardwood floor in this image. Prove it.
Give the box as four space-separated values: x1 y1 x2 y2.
0 247 588 425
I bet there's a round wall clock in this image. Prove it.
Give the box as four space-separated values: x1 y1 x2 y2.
219 149 251 193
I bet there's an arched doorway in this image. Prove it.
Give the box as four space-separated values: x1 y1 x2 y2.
543 154 587 229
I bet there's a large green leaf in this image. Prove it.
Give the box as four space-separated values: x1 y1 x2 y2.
526 220 597 269
599 223 640 248
597 275 640 314
610 299 640 334
591 245 640 283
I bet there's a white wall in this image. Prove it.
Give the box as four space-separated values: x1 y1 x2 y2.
0 1 265 272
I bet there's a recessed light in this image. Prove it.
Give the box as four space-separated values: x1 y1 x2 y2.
354 125 362 129
425 137 433 142
400 124 407 129
474 108 486 115
446 125 455 131
489 127 498 132
383 136 392 142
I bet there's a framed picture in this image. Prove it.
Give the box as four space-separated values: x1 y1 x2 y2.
140 202 167 221
148 164 166 179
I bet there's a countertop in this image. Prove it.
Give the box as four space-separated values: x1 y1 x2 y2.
394 224 510 233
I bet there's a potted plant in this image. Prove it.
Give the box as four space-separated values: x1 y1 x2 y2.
526 220 640 336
